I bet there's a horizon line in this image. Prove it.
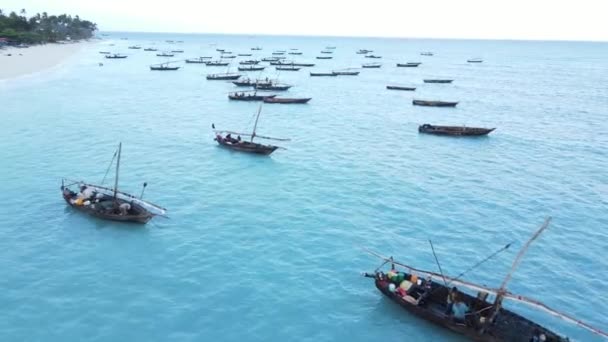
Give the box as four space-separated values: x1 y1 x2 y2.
99 29 608 44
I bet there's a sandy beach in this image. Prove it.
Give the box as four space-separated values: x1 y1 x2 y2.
0 41 91 80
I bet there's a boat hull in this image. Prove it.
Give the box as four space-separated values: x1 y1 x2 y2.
62 194 152 224
216 139 278 155
263 97 311 104
387 86 416 91
419 124 494 136
413 100 458 107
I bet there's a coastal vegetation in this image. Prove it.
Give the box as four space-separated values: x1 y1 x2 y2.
0 9 96 44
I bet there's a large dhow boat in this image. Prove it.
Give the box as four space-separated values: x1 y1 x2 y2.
60 143 166 224
212 105 289 155
363 218 608 342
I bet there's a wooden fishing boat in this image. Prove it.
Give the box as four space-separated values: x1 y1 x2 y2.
333 69 360 76
387 85 416 91
206 73 242 80
185 57 211 63
397 62 422 67
357 49 373 54
254 83 292 91
206 61 230 66
263 97 311 104
262 57 280 62
421 52 434 56
292 62 315 67
212 106 288 155
150 63 180 71
232 78 273 87
362 218 608 342
144 48 158 51
270 61 291 65
413 99 458 107
99 51 111 54
128 45 141 49
362 63 382 68
220 51 233 54
424 79 453 84
320 50 333 54
171 50 184 53
156 53 174 57
251 47 262 50
60 143 166 224
105 54 128 59
418 124 495 136
216 48 225 52
238 65 266 71
240 60 260 65
326 46 336 49
272 52 285 55
288 52 303 55
310 72 337 77
222 55 237 59
228 92 276 101
276 66 301 71
316 56 333 59
365 55 382 59
467 58 483 63
238 53 252 56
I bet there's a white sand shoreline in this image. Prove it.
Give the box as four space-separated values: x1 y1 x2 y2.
0 41 93 80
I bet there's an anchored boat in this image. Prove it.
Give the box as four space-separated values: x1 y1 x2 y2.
418 124 495 136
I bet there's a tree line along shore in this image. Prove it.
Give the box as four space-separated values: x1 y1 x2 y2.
0 9 96 45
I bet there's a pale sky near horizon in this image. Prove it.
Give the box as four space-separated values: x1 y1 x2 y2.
3 0 608 41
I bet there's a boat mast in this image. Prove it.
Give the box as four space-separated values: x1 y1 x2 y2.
484 217 552 330
251 104 263 142
113 142 122 201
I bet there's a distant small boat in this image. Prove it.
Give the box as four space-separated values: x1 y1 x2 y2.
357 49 373 54
144 48 158 51
423 79 453 84
240 60 260 65
228 92 276 101
420 52 434 56
263 97 311 104
238 53 253 56
276 66 301 71
99 51 111 54
272 52 285 55
362 63 382 68
254 83 292 91
185 57 211 63
232 78 273 87
105 54 128 59
467 58 483 63
413 99 458 107
365 55 382 59
310 72 337 77
128 46 141 49
387 85 416 91
316 56 333 59
326 46 336 49
213 106 287 155
418 124 494 136
206 61 230 66
221 51 233 54
150 63 180 71
238 65 266 71
216 49 225 52
156 53 174 57
292 62 315 67
332 69 360 76
171 50 184 53
261 57 280 62
288 52 303 55
206 73 242 80
320 50 333 54
251 47 262 51
397 62 421 67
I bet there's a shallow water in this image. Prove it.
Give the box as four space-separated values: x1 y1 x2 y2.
0 33 607 342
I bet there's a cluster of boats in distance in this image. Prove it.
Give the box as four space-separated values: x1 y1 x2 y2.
99 44 496 149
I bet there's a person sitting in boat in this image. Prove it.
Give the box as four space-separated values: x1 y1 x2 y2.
119 202 131 215
237 135 241 141
451 293 469 324
79 185 95 200
444 286 458 314
63 187 76 199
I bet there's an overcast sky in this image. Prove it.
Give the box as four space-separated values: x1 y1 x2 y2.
3 0 607 41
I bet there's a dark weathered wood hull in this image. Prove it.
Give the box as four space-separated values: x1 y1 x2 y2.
397 63 421 67
424 79 453 83
387 86 416 91
310 72 337 77
150 66 180 71
228 94 276 101
418 124 495 136
263 97 311 104
216 139 278 155
207 74 242 80
62 195 152 224
413 100 458 107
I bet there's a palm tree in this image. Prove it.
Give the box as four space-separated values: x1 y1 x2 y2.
20 8 26 18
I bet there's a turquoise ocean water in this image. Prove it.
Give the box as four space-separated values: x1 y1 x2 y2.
1 33 607 341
